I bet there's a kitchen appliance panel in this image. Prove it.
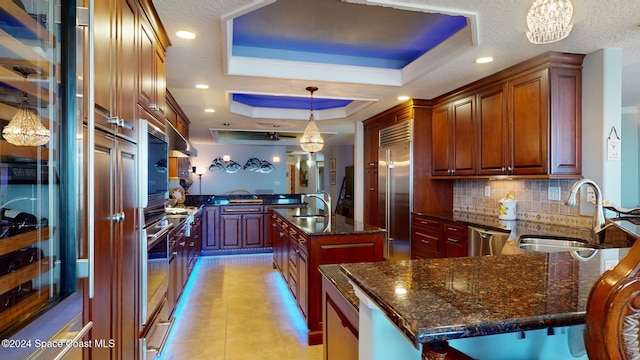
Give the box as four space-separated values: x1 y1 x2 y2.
378 121 413 261
468 226 510 256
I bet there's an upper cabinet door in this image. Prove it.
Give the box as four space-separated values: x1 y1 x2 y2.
138 17 155 113
548 67 582 175
451 95 475 176
508 70 549 175
431 102 452 176
477 84 509 176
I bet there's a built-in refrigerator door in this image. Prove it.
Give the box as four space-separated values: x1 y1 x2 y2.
379 144 412 260
1 2 90 359
388 144 411 260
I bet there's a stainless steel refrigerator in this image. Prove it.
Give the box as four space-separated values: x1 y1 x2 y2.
378 121 412 260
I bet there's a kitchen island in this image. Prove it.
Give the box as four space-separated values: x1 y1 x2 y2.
272 207 385 345
337 239 634 359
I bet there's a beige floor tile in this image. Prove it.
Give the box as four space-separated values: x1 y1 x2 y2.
160 254 323 360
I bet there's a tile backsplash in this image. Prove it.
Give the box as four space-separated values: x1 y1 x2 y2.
453 179 592 229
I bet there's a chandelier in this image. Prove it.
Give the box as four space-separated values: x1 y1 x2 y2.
299 86 324 153
526 0 573 44
2 67 50 147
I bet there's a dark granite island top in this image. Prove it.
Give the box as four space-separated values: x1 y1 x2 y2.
273 207 386 236
339 248 629 349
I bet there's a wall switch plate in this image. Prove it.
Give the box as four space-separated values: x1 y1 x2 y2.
586 188 596 203
484 185 491 197
548 187 561 201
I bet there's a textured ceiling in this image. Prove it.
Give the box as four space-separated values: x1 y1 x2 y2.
153 0 640 149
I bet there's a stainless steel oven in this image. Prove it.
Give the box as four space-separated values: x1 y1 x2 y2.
142 217 171 324
139 216 173 359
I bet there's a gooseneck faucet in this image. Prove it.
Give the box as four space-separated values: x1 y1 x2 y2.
565 179 607 236
303 191 331 218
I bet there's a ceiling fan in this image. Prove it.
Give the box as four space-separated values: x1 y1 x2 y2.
265 132 296 141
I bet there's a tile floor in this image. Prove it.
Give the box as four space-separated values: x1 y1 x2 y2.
160 254 324 360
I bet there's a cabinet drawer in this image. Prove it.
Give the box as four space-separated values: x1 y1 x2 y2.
412 229 440 255
443 221 467 238
412 216 442 231
221 205 263 214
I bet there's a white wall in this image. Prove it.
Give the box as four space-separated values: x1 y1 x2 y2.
581 48 623 212
187 143 287 195
621 107 639 207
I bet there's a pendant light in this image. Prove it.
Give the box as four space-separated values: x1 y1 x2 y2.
299 86 324 153
2 67 50 147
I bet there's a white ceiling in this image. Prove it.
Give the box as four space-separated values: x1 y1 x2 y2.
153 0 640 150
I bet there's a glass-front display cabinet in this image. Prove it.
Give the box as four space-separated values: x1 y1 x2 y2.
0 0 83 355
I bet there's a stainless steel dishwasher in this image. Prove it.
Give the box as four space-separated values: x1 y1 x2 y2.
468 226 511 256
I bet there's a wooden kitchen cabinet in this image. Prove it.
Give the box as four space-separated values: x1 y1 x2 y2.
169 156 191 179
442 221 468 258
167 90 192 139
477 83 509 176
203 207 220 250
431 95 475 176
92 0 138 141
411 214 468 259
83 126 138 359
272 211 384 345
432 52 584 178
219 206 264 249
138 4 169 119
364 167 378 227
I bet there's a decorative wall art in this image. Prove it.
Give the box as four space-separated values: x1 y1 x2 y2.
330 171 336 185
208 157 275 174
299 160 309 187
330 158 336 171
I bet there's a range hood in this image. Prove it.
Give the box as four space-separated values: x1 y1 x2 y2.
166 122 198 157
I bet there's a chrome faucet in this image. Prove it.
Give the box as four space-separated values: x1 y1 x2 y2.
303 191 331 218
565 179 608 239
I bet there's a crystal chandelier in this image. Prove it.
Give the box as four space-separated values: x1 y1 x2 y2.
299 86 324 153
526 0 574 44
2 67 50 147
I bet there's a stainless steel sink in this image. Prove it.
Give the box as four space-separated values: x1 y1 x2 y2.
517 236 597 253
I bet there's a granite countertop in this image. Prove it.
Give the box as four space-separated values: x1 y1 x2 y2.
274 208 386 236
415 211 637 249
318 264 359 311
340 247 630 348
184 193 303 206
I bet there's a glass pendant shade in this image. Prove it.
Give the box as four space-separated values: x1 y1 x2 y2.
2 96 50 146
526 0 573 44
300 86 324 153
300 113 324 153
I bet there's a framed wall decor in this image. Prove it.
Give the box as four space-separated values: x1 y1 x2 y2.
330 158 336 171
299 160 309 187
330 171 336 185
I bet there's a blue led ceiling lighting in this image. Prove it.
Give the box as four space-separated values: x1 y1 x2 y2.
232 93 352 110
232 3 467 69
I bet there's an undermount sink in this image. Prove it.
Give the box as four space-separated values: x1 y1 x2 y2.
517 236 597 253
293 214 326 219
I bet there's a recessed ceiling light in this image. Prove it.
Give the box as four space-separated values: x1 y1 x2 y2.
176 31 196 40
195 84 209 89
475 57 494 64
205 108 215 113
397 95 410 101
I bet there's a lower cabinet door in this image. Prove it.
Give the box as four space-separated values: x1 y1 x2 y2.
325 297 358 360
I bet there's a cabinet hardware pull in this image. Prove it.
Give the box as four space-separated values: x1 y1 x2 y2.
106 117 134 129
189 242 195 247
447 238 459 243
369 187 375 191
149 104 160 111
179 241 186 246
446 227 459 232
508 166 512 172
420 240 430 245
171 251 178 255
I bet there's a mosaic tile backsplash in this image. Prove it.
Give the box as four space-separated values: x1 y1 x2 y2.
453 179 593 229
